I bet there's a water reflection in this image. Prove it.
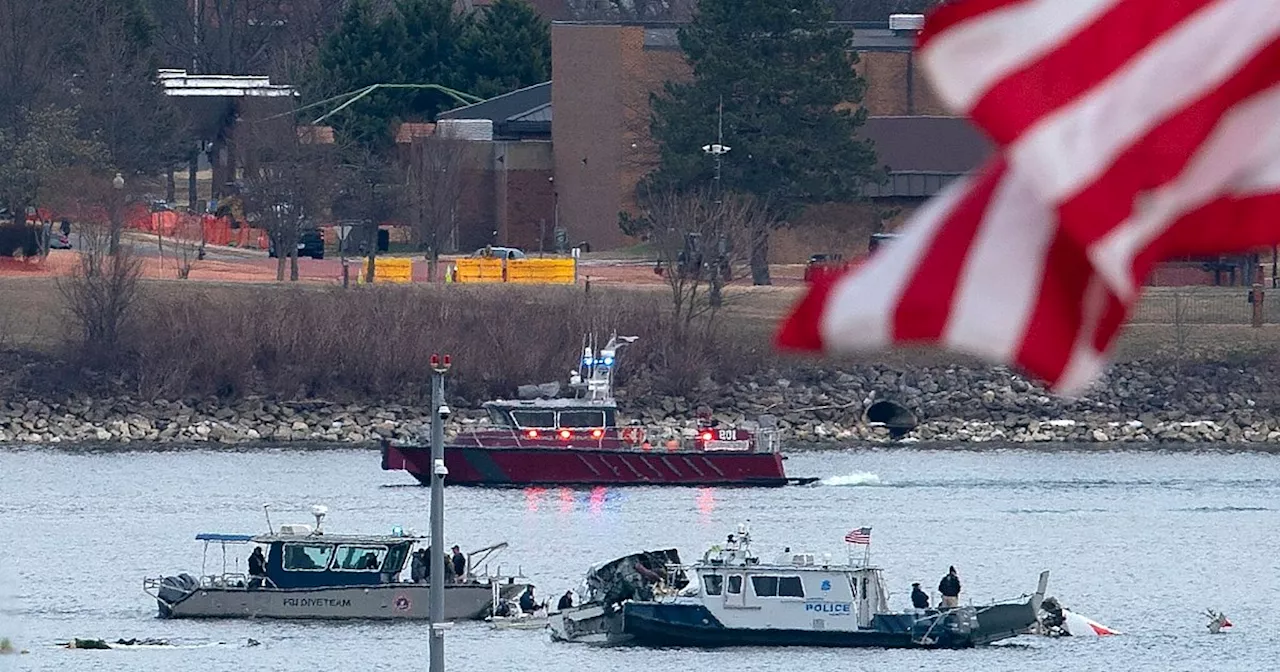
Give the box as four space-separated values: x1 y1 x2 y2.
523 486 546 512
588 486 607 516
696 488 716 522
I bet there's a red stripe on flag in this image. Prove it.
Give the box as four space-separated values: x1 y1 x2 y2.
1056 38 1280 252
1011 231 1092 385
968 0 1217 144
892 160 1008 342
775 273 838 351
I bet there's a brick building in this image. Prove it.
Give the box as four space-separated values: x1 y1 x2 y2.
549 19 989 261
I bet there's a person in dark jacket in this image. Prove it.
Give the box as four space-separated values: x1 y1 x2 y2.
450 545 466 580
410 549 427 583
557 590 574 611
938 566 962 608
911 582 930 609
248 547 267 589
519 586 541 613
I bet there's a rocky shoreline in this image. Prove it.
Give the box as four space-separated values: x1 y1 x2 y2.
2 360 1279 447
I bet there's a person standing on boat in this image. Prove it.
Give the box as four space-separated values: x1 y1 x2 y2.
450 545 466 581
248 547 267 589
410 549 427 583
911 582 930 609
938 567 962 608
557 590 574 611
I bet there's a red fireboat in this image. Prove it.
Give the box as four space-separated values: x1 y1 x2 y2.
382 334 813 487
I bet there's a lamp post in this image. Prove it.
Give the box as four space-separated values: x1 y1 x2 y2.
701 98 731 308
110 172 125 255
428 353 452 672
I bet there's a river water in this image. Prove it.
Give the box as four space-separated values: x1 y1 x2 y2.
1 446 1277 671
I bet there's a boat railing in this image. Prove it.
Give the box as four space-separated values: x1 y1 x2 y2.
451 424 775 454
199 573 277 590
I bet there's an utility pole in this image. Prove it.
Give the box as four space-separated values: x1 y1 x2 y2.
429 353 452 672
701 96 731 308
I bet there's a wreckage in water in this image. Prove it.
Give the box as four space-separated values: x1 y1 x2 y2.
550 524 1046 649
144 506 527 621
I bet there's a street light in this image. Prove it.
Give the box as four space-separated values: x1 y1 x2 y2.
109 173 125 255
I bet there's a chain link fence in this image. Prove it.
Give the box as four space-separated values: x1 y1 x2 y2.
1133 287 1271 325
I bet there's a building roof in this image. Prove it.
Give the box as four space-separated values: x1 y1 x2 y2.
552 22 919 53
438 82 552 139
857 116 993 197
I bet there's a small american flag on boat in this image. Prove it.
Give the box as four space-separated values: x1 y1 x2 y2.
844 527 871 545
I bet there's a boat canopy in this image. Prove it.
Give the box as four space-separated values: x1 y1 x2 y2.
195 533 255 542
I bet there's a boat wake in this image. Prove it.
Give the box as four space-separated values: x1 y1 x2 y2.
820 471 882 487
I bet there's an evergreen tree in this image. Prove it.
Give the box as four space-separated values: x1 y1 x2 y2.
311 0 411 149
392 0 473 118
646 0 880 284
311 0 552 148
460 0 552 100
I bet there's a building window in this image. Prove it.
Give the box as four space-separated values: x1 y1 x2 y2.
703 575 723 596
282 544 334 571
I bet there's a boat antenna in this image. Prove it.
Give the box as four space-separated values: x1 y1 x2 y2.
263 504 274 534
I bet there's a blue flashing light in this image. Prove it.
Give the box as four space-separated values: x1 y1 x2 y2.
392 525 404 536
603 356 614 366
582 356 593 366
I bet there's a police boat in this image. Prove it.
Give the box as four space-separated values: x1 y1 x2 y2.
143 505 528 621
550 523 1047 649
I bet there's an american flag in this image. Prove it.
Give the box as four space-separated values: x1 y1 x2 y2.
779 0 1280 394
844 527 872 545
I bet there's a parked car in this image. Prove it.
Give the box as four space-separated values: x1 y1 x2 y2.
803 253 849 284
48 231 72 249
471 246 526 260
269 228 325 259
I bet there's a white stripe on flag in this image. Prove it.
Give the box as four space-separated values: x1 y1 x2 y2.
943 169 1057 362
921 0 1123 113
1090 84 1280 298
819 177 971 348
1010 0 1280 203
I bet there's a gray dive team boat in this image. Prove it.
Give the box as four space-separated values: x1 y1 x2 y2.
550 523 1047 649
144 506 528 621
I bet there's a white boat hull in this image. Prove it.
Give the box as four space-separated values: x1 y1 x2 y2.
158 583 527 621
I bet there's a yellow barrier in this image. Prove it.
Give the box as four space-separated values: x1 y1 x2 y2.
507 258 576 284
453 257 575 284
454 258 505 282
354 257 414 284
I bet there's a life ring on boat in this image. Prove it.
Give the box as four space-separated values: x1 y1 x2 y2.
394 595 412 611
621 426 646 445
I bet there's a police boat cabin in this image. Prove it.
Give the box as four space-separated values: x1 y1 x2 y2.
144 506 526 621
552 523 1045 649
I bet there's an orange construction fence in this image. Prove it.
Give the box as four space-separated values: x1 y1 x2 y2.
127 210 269 250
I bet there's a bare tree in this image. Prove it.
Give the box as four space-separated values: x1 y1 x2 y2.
169 217 204 279
239 104 337 281
407 135 466 281
0 0 69 118
335 146 402 283
627 188 764 341
58 211 144 361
